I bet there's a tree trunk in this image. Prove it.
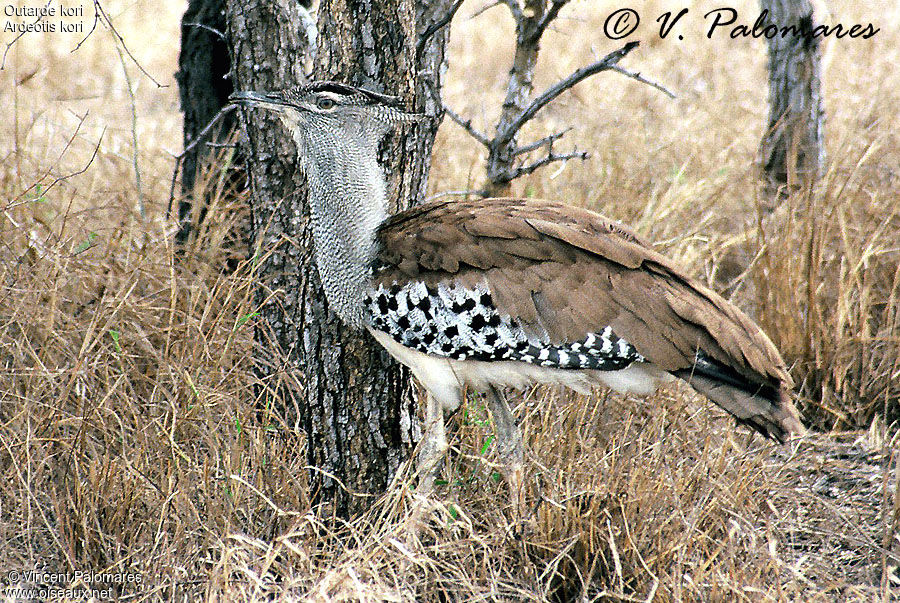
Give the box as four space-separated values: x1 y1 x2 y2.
486 0 546 197
174 0 236 244
223 0 452 515
759 0 825 194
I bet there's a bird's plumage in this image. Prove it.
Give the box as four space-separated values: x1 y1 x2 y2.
231 81 804 512
371 197 802 442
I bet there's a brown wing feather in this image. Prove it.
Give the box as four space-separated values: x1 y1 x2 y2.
374 197 803 440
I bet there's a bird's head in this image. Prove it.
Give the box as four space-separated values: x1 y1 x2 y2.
230 81 420 150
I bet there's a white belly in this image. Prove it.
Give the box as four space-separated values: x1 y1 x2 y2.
369 328 672 412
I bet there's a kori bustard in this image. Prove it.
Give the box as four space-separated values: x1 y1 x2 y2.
231 81 804 506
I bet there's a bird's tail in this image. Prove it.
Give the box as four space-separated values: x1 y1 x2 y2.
672 353 804 444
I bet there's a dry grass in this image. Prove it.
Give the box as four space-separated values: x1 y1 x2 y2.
1 0 898 600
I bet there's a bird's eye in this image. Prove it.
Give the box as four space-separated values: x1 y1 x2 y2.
316 97 336 110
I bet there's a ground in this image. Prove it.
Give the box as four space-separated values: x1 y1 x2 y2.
0 0 898 600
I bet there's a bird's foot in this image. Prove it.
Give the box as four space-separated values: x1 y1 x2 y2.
405 392 454 547
499 458 539 540
402 489 442 545
415 393 449 495
401 485 470 553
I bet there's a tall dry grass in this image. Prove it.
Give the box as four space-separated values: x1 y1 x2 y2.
1 0 898 600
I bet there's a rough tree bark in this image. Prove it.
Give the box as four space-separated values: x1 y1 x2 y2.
223 0 453 515
759 0 825 193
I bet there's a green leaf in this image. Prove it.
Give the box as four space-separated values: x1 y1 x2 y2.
31 184 46 203
480 435 495 456
462 395 489 427
185 373 200 398
236 311 259 329
669 162 688 185
73 231 98 255
448 503 458 521
234 414 242 435
108 329 121 353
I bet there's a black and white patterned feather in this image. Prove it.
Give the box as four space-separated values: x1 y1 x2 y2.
364 281 644 370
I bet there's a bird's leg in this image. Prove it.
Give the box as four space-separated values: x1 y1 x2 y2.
486 385 525 518
416 392 448 497
405 392 451 546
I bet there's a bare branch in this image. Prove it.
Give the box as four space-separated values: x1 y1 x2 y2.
509 149 588 180
5 124 105 217
5 113 100 211
93 1 167 88
184 21 226 40
73 0 101 50
609 65 676 99
116 44 144 219
469 1 503 20
529 0 571 43
499 0 524 23
497 41 639 146
444 105 492 147
59 129 105 191
462 7 669 195
513 127 572 156
417 0 464 59
1 1 52 69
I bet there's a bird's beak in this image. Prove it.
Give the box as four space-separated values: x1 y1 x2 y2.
229 91 289 112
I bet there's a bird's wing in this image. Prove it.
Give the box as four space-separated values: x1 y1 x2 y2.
374 197 805 442
375 197 789 385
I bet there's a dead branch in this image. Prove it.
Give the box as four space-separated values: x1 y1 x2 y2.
116 45 144 220
512 128 572 156
511 148 588 180
418 0 465 60
529 0 570 43
609 65 676 99
5 115 103 211
0 0 169 88
444 0 672 196
443 105 491 147
184 21 227 40
469 1 502 20
1 2 51 70
498 0 523 22
76 1 167 88
496 41 640 147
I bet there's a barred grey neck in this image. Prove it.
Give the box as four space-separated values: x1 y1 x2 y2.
290 122 389 328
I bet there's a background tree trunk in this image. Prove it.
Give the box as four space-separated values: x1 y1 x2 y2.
486 0 545 197
174 0 236 245
223 0 452 515
176 0 313 248
759 0 825 194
